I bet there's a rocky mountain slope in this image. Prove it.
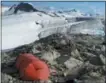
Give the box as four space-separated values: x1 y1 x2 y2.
1 33 105 83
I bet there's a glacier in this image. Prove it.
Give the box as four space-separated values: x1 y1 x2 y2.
1 3 105 51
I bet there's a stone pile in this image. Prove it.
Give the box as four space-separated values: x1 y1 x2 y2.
1 34 105 83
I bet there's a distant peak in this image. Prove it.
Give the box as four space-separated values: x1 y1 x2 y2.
8 2 38 14
70 9 77 12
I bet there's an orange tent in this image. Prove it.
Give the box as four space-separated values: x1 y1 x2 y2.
16 53 50 81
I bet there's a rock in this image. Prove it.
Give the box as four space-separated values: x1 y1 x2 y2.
76 40 88 46
88 72 101 78
1 73 13 83
56 55 70 64
101 45 105 52
76 44 87 52
1 53 10 63
102 41 106 45
87 48 103 57
2 66 18 74
102 66 106 75
9 80 13 83
99 54 105 65
79 74 91 80
89 56 104 66
47 80 52 83
32 47 41 54
92 45 96 50
84 61 102 73
50 69 57 76
81 76 105 83
80 52 96 61
60 39 67 45
95 45 102 50
64 61 100 80
52 76 66 83
64 57 83 70
83 52 96 57
95 48 101 52
64 64 85 79
41 49 60 63
1 34 105 83
71 49 83 61
32 43 43 52
65 79 77 83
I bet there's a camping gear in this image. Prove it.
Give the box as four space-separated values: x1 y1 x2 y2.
16 53 50 81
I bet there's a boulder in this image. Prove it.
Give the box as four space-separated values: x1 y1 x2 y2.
64 57 83 70
31 46 41 54
60 39 67 45
56 55 70 64
101 45 105 54
64 65 85 79
99 54 105 65
80 52 96 61
80 76 105 83
41 49 60 63
89 56 104 66
88 71 101 78
71 49 83 61
1 73 13 83
82 52 96 57
1 53 9 63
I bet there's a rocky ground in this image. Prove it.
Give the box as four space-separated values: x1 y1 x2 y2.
1 33 105 83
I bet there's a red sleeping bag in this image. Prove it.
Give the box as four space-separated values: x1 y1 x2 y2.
16 53 50 81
